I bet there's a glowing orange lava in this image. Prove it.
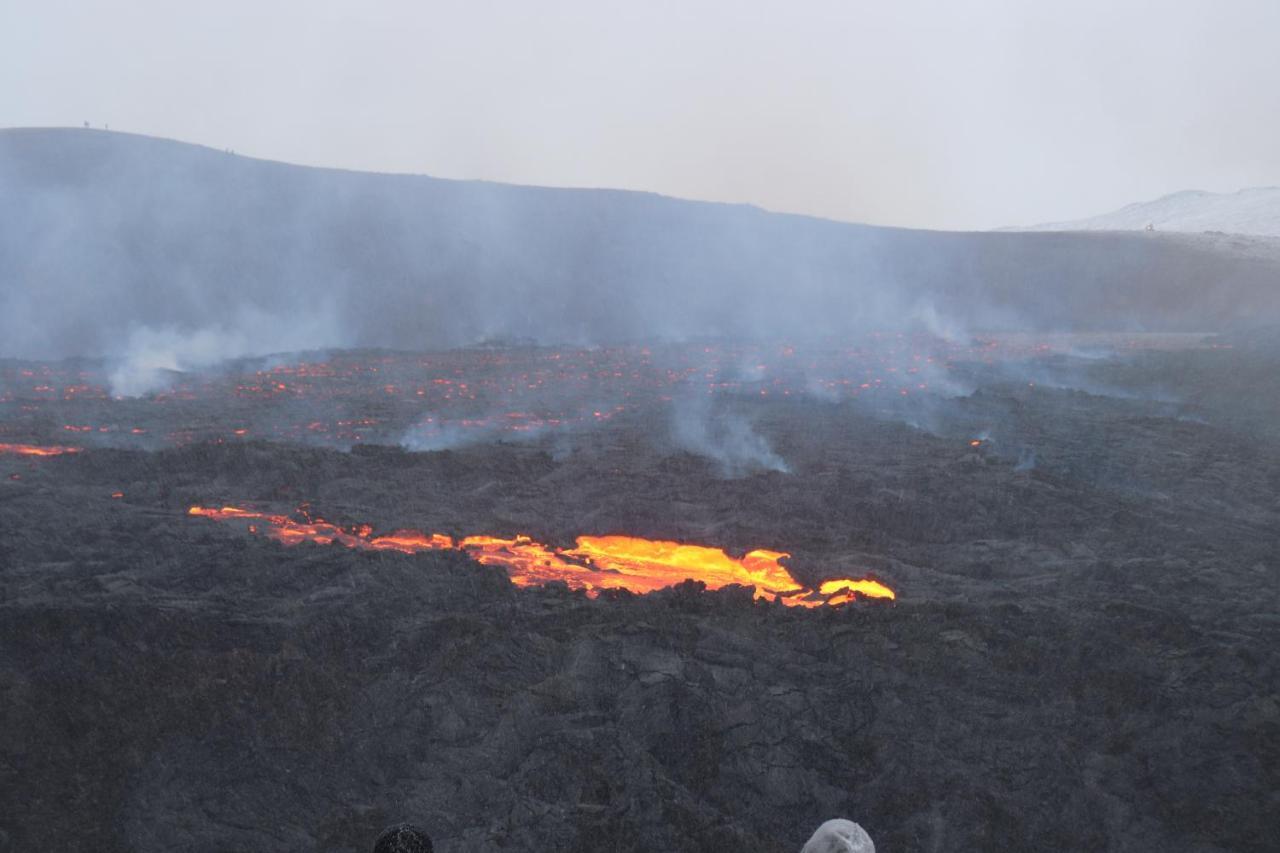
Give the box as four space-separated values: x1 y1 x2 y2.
187 505 895 606
0 442 83 457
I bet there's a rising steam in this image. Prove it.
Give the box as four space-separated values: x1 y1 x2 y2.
107 307 344 397
5 129 1279 370
670 392 787 477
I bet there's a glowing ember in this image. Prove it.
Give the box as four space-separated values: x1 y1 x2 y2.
0 442 83 457
818 577 898 603
1 336 1211 452
187 505 895 606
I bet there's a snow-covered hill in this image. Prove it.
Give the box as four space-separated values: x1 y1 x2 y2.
1009 187 1280 236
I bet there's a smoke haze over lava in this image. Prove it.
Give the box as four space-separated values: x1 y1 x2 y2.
5 129 1280 378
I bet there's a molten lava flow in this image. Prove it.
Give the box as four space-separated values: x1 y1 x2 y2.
566 537 805 598
0 442 83 457
819 573 901 601
187 505 895 606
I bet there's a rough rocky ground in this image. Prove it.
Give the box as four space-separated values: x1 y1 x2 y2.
1 345 1277 852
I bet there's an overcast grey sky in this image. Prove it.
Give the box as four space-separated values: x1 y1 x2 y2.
4 0 1279 230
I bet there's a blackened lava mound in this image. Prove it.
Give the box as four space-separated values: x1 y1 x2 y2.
2 517 1274 853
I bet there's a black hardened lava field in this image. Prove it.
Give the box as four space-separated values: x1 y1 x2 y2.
2 334 1276 852
8 11 1280 850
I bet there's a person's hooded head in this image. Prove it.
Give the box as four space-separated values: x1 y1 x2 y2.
800 819 874 853
373 823 433 853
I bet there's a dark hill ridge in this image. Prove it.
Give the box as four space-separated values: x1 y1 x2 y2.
3 127 1280 360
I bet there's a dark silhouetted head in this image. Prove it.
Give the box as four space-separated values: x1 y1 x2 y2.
373 823 433 853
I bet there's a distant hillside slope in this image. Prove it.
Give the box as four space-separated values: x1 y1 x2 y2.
1007 187 1280 236
2 128 1279 359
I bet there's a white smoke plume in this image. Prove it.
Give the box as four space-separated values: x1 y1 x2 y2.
670 392 788 477
108 306 344 397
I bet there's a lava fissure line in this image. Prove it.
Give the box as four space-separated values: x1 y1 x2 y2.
187 505 895 606
0 442 83 457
